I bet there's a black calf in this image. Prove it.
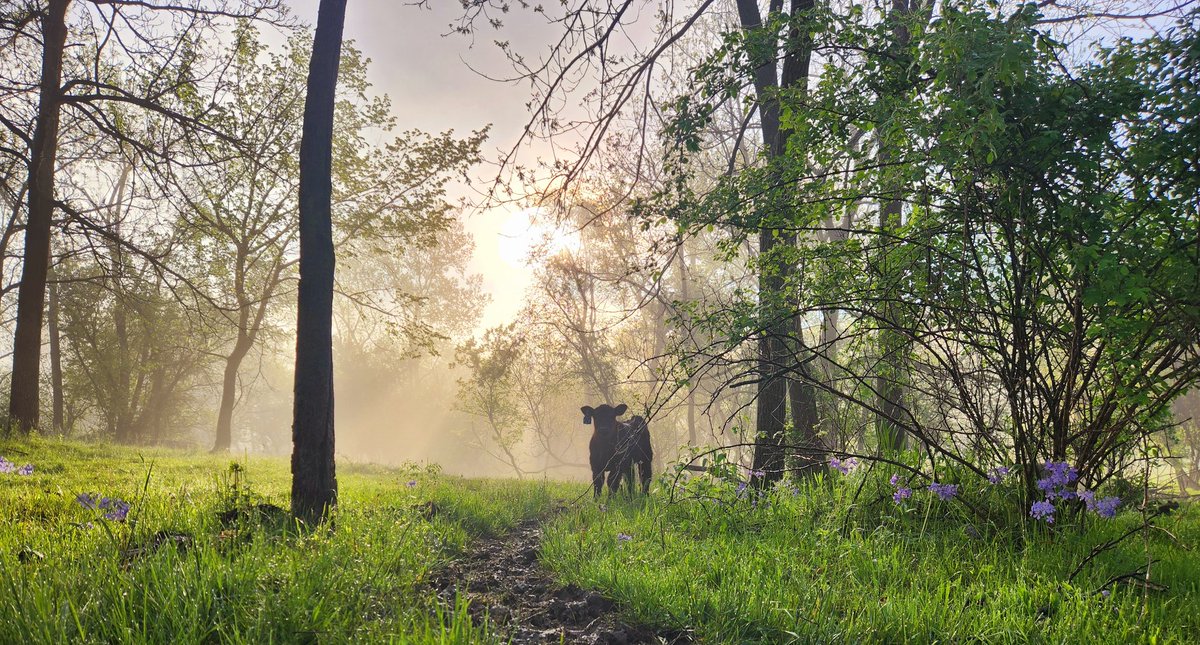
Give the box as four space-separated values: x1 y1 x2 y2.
616 415 653 495
581 403 652 498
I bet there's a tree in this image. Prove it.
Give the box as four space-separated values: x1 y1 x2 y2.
7 0 69 434
2 0 284 434
291 0 346 525
162 27 482 452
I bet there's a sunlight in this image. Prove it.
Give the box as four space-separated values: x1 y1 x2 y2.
496 207 582 268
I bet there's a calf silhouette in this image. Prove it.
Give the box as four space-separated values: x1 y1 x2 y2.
581 403 652 498
616 415 653 495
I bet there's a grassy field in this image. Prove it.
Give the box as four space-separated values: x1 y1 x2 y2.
0 439 562 643
2 439 1197 643
540 475 1200 643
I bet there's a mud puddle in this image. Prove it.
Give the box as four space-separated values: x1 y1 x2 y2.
430 510 690 644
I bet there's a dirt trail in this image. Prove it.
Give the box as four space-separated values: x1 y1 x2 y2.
431 510 689 644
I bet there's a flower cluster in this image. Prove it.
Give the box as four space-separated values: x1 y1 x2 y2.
76 492 131 521
1077 489 1122 519
928 482 959 501
1030 500 1056 523
1036 462 1079 499
1029 462 1122 523
888 474 912 504
0 456 33 476
829 457 858 474
987 467 1010 485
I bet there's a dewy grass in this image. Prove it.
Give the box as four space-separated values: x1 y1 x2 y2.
5 439 1198 643
0 438 567 643
540 479 1200 643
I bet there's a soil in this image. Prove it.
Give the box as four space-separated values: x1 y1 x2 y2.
430 510 691 644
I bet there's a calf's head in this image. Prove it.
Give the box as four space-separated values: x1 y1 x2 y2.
581 403 627 435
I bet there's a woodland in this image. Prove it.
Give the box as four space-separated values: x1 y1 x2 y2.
0 0 1198 642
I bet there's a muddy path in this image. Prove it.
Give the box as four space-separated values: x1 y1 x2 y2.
430 509 690 644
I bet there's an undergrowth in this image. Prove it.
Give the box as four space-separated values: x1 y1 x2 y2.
540 468 1200 643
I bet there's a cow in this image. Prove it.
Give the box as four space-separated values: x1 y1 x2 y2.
616 415 653 495
581 403 653 498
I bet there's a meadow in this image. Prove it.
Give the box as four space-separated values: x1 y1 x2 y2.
1 439 1197 643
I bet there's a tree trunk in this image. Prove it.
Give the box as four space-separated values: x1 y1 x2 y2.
737 0 816 484
678 245 697 446
212 335 254 452
291 0 346 525
7 0 70 435
875 0 919 452
48 275 64 434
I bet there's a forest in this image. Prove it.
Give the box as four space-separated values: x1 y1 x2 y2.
1 0 1198 642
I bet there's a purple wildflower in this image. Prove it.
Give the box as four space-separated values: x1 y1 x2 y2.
987 467 1009 485
1100 589 1111 598
1092 496 1121 519
750 470 765 479
0 457 13 474
1036 461 1080 500
829 457 858 475
1030 500 1056 523
405 480 418 488
889 474 902 486
735 481 748 495
617 532 632 542
97 497 131 521
76 492 99 510
893 487 912 503
17 464 33 476
928 482 959 501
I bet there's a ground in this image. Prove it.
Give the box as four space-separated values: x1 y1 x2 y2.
1 439 1197 643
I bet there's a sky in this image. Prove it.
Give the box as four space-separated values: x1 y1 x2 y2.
282 0 577 331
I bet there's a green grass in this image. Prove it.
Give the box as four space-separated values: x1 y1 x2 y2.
5 440 1198 643
539 476 1200 643
0 438 567 643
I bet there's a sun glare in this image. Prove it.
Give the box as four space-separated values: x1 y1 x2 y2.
496 208 582 268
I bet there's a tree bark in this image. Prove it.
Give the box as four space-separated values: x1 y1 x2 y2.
48 275 64 434
738 0 818 484
212 334 254 451
291 0 346 525
7 0 70 434
875 0 919 452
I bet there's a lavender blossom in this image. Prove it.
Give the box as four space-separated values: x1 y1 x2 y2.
76 492 99 510
829 457 858 475
893 487 912 503
0 458 13 474
617 532 632 542
1036 461 1080 500
16 464 33 476
102 500 131 522
928 482 959 501
1030 500 1056 523
1092 496 1121 519
987 467 1009 485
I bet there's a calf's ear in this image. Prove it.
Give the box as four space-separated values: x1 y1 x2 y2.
615 403 628 416
581 406 594 425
